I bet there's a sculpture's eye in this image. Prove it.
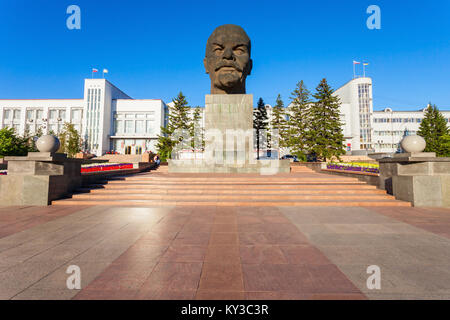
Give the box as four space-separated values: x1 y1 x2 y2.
233 46 246 55
213 46 223 55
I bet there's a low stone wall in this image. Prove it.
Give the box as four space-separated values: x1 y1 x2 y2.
320 168 380 186
290 162 324 172
81 162 157 186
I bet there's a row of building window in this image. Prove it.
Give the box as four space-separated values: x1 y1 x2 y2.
3 109 83 122
374 130 417 136
114 120 154 135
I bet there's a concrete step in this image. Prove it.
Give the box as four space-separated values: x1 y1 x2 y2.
98 183 378 190
52 199 411 207
71 193 395 201
104 180 368 186
82 188 388 195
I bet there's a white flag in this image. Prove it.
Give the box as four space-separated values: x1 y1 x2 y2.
103 69 108 74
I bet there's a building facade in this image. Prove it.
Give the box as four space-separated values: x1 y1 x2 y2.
0 79 167 156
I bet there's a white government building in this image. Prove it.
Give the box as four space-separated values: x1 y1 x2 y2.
0 79 167 156
0 77 449 156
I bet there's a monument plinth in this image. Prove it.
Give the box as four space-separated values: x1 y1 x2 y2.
379 135 450 207
0 136 82 205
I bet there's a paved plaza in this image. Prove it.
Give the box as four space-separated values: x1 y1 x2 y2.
0 198 449 299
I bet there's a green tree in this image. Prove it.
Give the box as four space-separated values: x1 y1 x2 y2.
308 78 345 161
0 127 30 157
271 94 286 156
417 104 449 156
57 123 81 157
437 134 450 157
286 81 311 160
189 107 204 155
156 92 191 161
253 97 269 160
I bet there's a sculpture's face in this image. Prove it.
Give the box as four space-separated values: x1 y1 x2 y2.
204 25 252 94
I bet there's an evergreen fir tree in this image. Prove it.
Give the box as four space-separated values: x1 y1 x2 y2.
189 107 204 156
286 81 311 160
417 104 449 156
271 94 286 156
156 92 191 160
309 78 345 161
253 97 269 160
437 134 450 157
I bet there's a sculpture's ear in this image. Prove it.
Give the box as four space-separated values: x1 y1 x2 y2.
203 57 209 74
247 59 253 76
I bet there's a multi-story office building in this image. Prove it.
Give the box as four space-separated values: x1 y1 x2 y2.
372 107 450 153
276 77 450 155
0 79 167 156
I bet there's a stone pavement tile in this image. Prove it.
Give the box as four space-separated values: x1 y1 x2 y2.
237 216 265 225
195 290 245 300
214 215 237 224
264 230 309 245
181 223 213 233
336 263 430 298
239 245 288 265
136 289 196 300
139 230 179 245
83 262 158 291
139 262 203 291
245 291 310 300
209 233 239 246
205 245 240 264
12 289 77 300
24 260 111 291
242 264 315 293
160 245 207 262
307 293 367 300
279 245 331 265
211 224 238 233
307 264 362 294
113 244 169 263
0 260 66 299
73 289 138 300
173 232 211 247
199 263 244 292
0 206 109 252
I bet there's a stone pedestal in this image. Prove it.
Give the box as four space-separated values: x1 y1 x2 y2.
379 152 450 207
169 94 290 174
0 152 82 206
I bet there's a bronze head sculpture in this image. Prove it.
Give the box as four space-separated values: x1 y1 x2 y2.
204 24 252 94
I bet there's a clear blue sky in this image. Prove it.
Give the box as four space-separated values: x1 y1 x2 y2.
1 0 449 111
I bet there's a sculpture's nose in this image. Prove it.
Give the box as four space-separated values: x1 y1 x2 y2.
223 47 233 60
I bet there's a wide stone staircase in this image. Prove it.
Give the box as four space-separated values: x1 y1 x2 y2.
52 168 410 207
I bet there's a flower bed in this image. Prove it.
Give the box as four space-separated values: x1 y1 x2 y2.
326 162 379 174
0 170 6 175
81 163 134 174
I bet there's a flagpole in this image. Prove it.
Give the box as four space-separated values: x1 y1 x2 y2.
353 62 355 79
363 63 366 78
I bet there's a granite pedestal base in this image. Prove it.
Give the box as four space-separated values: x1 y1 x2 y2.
0 152 82 206
379 152 450 207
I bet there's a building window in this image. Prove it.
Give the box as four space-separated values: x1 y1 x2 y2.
36 110 44 120
4 109 11 120
146 120 152 134
26 110 34 120
59 110 66 120
125 120 133 133
136 120 144 134
71 109 81 121
49 110 58 120
115 120 123 134
13 110 21 120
